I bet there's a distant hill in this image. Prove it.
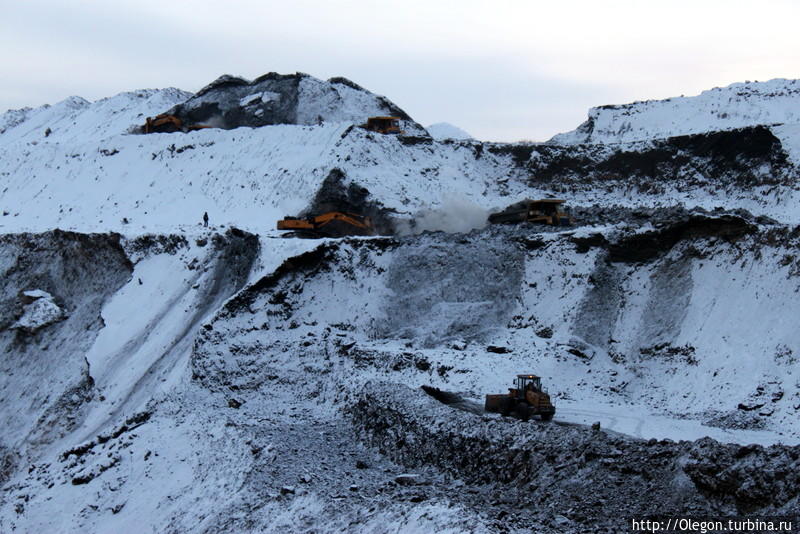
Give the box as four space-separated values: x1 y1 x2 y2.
426 122 473 140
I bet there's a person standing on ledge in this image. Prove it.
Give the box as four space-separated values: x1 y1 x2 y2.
203 212 209 227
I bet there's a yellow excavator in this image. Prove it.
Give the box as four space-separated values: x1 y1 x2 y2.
143 114 213 134
485 374 555 421
276 212 375 238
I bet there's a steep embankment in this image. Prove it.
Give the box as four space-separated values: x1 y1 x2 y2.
0 229 260 532
181 216 800 530
488 125 800 221
0 236 497 534
0 231 132 478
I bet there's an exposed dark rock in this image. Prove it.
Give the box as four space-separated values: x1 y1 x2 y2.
607 213 756 263
301 168 398 235
529 126 796 191
127 234 188 257
535 326 553 339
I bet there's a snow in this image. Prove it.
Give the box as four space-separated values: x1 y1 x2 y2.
772 123 800 166
426 122 473 140
261 91 280 103
297 77 395 127
239 93 262 107
78 250 201 439
551 78 800 145
11 290 65 332
239 91 281 107
556 401 787 447
22 289 52 299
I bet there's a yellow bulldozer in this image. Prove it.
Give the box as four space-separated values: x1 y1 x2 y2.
362 116 402 135
485 374 555 421
143 114 213 134
488 199 573 226
276 211 376 238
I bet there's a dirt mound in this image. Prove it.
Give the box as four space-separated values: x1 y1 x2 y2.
169 72 303 129
420 385 483 415
159 72 426 133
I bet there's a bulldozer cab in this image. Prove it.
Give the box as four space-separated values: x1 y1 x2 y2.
365 116 402 134
515 375 542 394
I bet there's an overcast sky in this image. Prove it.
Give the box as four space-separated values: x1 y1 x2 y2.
2 0 798 141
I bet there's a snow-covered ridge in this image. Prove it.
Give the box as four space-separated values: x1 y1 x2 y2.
0 89 191 146
551 78 800 145
0 70 430 148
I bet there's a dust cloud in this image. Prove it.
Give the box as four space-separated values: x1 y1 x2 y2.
203 115 228 129
397 195 488 235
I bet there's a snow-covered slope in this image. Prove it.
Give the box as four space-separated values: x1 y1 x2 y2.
2 112 800 235
2 74 800 237
0 77 507 234
426 122 473 140
0 121 525 234
551 78 800 145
